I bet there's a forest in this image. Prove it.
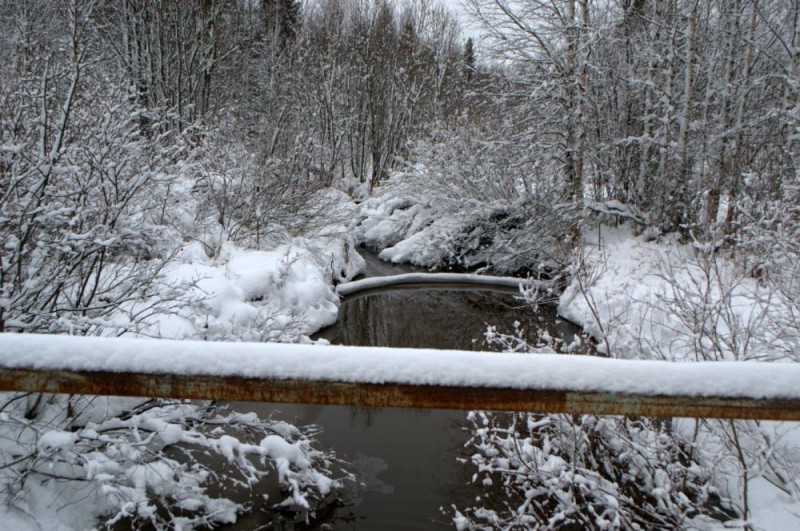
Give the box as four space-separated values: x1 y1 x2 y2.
0 0 798 529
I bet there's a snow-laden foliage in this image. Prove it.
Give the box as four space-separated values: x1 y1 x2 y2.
456 412 733 530
467 0 799 237
558 225 800 363
0 4 365 528
455 298 733 529
453 225 800 529
357 125 579 275
0 125 357 527
0 76 181 334
130 152 365 343
188 132 361 254
0 395 344 529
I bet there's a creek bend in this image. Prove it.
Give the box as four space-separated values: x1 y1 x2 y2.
229 251 584 529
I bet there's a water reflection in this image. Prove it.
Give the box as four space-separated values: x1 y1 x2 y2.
228 271 586 528
317 288 581 352
231 402 472 530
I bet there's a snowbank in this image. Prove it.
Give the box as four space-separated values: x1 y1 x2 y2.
356 174 569 273
357 191 475 267
558 225 799 362
134 234 364 343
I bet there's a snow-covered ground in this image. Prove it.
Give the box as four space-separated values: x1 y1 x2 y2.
556 224 800 530
558 224 798 363
137 237 363 343
0 180 367 529
119 178 366 344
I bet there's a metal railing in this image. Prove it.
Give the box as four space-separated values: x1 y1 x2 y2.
1 334 798 420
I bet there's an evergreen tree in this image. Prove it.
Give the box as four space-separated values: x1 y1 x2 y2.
263 0 299 44
463 37 475 81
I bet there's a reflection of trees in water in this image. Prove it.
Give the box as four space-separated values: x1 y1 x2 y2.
326 290 578 351
307 288 600 527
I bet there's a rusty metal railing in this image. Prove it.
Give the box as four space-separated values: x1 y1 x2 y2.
1 367 799 420
1 335 799 421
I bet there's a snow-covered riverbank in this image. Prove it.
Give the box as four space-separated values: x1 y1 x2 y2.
556 224 800 529
558 224 799 363
139 235 364 343
0 186 367 530
352 184 800 529
3 174 798 529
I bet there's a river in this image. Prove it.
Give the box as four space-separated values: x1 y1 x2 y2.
228 251 584 529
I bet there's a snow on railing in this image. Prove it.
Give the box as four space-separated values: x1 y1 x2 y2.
0 334 799 420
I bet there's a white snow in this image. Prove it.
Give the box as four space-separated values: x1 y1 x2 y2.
336 272 552 296
556 224 800 530
558 224 799 362
356 170 567 273
748 477 800 529
1 334 799 400
130 235 363 343
37 430 78 452
356 177 507 270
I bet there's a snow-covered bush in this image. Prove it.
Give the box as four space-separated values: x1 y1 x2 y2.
0 62 179 334
357 125 578 274
730 193 800 360
652 243 797 363
0 396 344 529
456 309 737 528
556 224 800 526
558 223 799 363
456 412 732 530
453 240 800 529
191 135 355 255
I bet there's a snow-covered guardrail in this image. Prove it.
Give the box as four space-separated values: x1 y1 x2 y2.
0 334 799 420
335 272 553 297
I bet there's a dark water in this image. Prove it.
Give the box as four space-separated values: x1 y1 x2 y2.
229 252 585 529
317 288 580 351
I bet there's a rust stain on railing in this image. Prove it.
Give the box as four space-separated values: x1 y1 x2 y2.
0 368 798 421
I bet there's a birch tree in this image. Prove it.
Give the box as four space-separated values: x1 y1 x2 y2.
467 0 594 205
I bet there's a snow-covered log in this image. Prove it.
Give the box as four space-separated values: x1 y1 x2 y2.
336 273 553 296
